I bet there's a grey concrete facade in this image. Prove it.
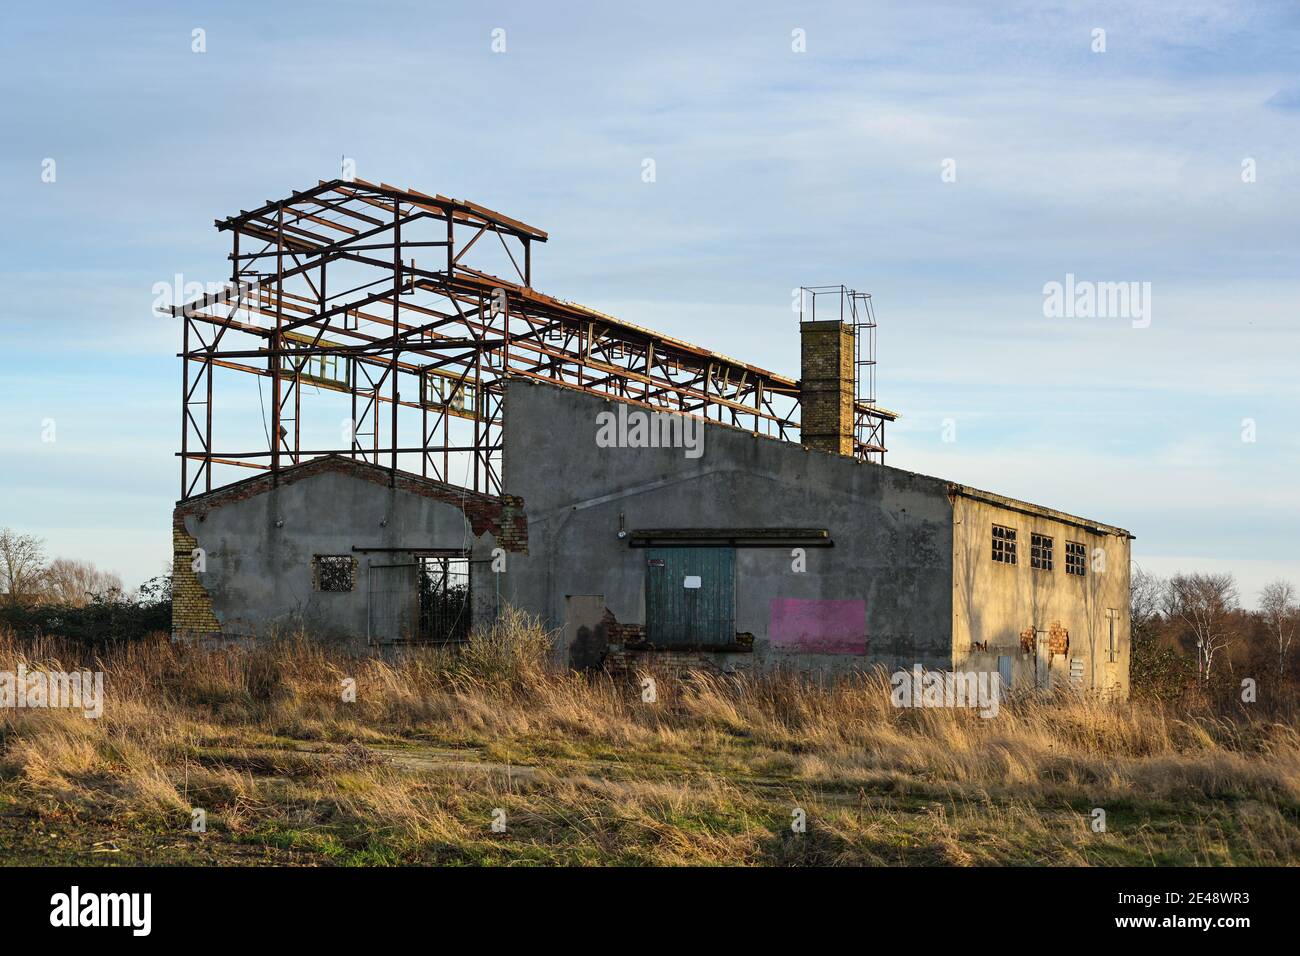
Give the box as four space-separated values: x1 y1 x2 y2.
172 457 503 651
498 379 955 676
497 379 1131 693
174 379 1131 696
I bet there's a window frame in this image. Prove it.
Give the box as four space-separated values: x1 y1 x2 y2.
283 331 351 389
421 372 476 414
313 554 356 593
1030 532 1054 571
991 524 1017 565
1065 540 1087 577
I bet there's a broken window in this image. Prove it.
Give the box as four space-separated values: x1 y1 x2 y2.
283 332 351 388
991 524 1017 564
314 555 355 592
1106 608 1119 661
304 351 348 387
421 372 476 415
1030 533 1053 571
1066 541 1087 576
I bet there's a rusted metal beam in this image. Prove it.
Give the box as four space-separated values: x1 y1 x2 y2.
176 178 890 501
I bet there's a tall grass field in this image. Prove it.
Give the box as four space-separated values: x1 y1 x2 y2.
1 612 1295 866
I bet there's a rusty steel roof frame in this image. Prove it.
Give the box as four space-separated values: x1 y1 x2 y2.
175 178 894 499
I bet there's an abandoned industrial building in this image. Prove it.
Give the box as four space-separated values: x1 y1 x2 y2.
171 178 1132 698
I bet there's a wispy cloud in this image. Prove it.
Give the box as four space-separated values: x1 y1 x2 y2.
0 0 1297 596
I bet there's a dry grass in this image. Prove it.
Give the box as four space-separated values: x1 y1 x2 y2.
0 611 1295 866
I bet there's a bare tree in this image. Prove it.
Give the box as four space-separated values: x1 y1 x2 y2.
1130 563 1167 646
0 528 47 607
1259 579 1297 677
43 558 123 607
1168 573 1239 681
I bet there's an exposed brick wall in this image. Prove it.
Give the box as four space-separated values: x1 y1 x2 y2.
601 607 645 644
497 494 529 554
605 644 752 676
799 320 855 456
600 608 752 676
171 512 220 635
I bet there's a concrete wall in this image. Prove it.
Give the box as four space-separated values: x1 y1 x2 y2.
951 493 1131 697
499 379 956 675
173 461 501 651
170 382 1131 698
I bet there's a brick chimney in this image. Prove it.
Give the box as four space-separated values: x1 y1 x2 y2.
799 320 855 456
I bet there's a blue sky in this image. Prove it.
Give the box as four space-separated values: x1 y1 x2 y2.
1 0 1297 605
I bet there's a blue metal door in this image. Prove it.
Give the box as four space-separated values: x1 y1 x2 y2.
644 547 734 646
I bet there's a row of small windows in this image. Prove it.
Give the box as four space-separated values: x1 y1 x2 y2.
991 525 1089 576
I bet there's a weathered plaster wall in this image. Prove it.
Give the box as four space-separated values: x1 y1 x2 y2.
951 493 1131 698
499 379 956 675
172 458 510 650
170 386 1132 698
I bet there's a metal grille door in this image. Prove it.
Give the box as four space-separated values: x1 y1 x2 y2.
418 555 471 644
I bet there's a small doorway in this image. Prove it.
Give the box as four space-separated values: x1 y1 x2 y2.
997 655 1013 698
1035 632 1052 690
565 594 607 670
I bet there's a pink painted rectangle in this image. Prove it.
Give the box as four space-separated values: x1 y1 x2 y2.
769 598 867 655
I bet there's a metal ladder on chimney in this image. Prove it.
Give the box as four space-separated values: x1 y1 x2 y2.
800 285 882 462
